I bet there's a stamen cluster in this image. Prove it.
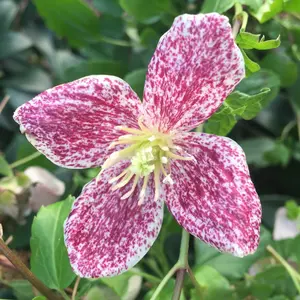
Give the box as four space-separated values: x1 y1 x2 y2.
99 118 192 204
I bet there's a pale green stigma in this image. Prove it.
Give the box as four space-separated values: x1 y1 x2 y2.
99 117 193 204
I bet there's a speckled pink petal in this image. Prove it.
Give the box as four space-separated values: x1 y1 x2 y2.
143 13 245 132
13 75 142 168
64 163 163 278
165 132 261 257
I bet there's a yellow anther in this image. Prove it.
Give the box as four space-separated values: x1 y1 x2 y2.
161 156 168 164
163 174 174 185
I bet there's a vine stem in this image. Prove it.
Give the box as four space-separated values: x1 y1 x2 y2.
232 3 248 39
71 276 81 300
150 264 179 300
296 112 300 140
0 96 10 113
0 238 62 300
150 229 202 300
267 245 300 293
10 151 42 168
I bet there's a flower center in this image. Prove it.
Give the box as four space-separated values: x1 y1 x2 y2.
98 118 192 205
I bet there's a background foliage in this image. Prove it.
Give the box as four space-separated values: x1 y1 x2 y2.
1 0 300 299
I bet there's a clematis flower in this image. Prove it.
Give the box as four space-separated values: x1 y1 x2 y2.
13 13 261 278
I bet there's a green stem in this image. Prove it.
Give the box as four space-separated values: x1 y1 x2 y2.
234 2 243 15
0 95 10 113
281 120 297 141
10 152 42 168
150 264 179 300
172 269 185 300
172 230 190 300
296 112 300 141
267 245 300 293
232 3 248 38
97 36 131 47
128 268 161 283
0 238 61 300
177 229 190 267
60 289 70 300
150 229 191 300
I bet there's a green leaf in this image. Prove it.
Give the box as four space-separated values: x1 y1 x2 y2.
0 155 13 177
240 49 260 76
32 297 47 300
120 0 171 23
93 0 123 17
30 196 76 290
264 141 291 166
253 265 297 297
237 69 280 100
288 63 300 112
63 60 126 82
0 32 32 60
124 69 146 99
1 68 52 93
10 280 35 300
284 0 300 12
285 200 299 220
33 0 100 48
236 32 280 50
201 0 235 14
261 51 298 87
251 0 284 23
191 266 233 300
205 88 271 136
239 137 276 167
205 107 237 136
226 88 271 119
194 226 272 280
0 0 18 32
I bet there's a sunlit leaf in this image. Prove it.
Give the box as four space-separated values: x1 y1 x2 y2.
120 0 171 23
201 0 235 14
205 88 271 136
33 0 100 47
30 196 76 289
236 32 280 50
240 49 260 76
251 0 284 23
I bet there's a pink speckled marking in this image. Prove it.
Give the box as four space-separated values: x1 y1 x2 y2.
64 162 164 278
13 75 142 168
165 132 261 256
142 13 245 132
13 13 261 277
